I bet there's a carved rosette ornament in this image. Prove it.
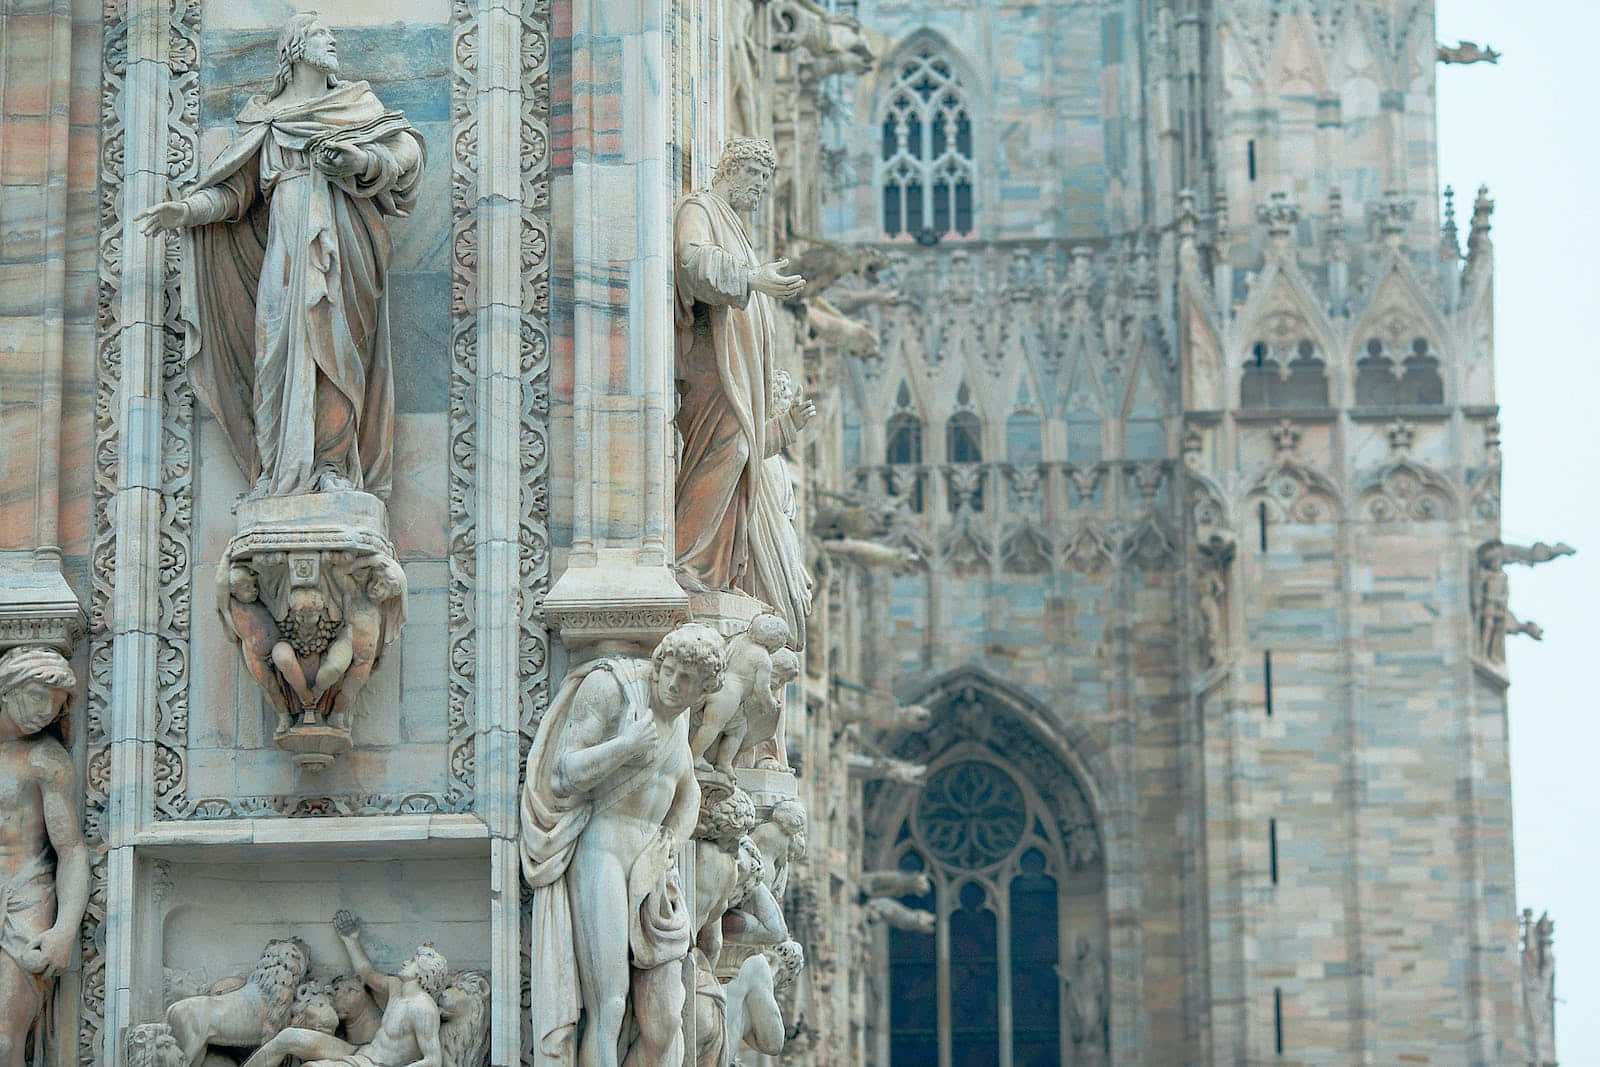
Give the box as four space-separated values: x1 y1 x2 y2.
218 494 407 769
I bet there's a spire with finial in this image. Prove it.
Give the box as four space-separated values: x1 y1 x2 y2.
1468 184 1494 255
1464 184 1495 286
1440 186 1460 261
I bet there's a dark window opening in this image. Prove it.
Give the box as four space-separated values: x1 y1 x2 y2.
947 411 982 464
1257 501 1269 552
1269 818 1279 885
1274 988 1285 1054
1264 651 1274 717
1248 139 1257 181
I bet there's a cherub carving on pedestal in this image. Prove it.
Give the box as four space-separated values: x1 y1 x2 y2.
0 647 89 1067
216 550 406 768
689 612 791 777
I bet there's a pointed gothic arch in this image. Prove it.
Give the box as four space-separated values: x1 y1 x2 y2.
863 669 1124 1066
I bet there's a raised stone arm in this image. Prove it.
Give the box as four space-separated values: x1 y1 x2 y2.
334 910 397 1006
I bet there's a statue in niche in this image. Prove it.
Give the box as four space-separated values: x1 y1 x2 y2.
135 12 424 501
673 139 817 605
748 370 815 648
241 912 448 1067
216 550 406 768
167 937 310 1067
1066 937 1108 1060
1520 909 1557 1065
689 612 789 778
520 623 726 1067
0 647 89 1067
127 1023 187 1067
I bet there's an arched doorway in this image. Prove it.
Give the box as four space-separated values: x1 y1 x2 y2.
863 678 1109 1066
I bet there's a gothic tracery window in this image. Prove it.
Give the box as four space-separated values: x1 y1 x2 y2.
880 38 975 239
884 755 1097 1066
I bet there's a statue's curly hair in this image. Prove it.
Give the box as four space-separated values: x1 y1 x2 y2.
652 622 726 697
768 797 807 837
408 943 451 998
713 137 776 182
696 785 758 847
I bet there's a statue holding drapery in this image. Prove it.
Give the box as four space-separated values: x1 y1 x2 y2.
674 138 816 644
136 12 424 501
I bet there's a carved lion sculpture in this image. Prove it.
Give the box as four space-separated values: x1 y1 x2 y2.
167 937 310 1067
438 969 492 1067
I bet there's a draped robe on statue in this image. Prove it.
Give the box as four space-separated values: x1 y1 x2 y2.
674 192 809 632
520 659 693 1065
179 81 424 499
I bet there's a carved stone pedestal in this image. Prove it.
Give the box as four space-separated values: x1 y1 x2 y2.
689 588 771 636
219 492 407 770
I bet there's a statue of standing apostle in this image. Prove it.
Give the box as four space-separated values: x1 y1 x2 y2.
673 139 817 614
137 13 425 501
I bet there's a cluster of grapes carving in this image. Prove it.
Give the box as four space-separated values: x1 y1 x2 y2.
281 602 338 657
914 760 1028 871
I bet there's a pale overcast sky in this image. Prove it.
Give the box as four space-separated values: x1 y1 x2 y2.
1435 1 1600 1060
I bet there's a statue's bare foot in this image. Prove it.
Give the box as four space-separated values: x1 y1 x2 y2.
274 712 294 739
244 476 273 502
755 756 789 772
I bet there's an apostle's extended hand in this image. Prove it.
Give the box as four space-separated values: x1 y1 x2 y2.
751 258 806 301
788 392 818 433
135 200 192 234
316 142 368 180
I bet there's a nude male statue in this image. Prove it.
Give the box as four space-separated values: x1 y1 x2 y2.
0 646 90 1067
521 623 726 1066
241 912 446 1067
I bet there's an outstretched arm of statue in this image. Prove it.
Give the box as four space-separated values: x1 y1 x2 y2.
334 910 400 1009
750 257 807 301
27 740 88 977
135 170 257 233
764 394 818 456
552 672 656 798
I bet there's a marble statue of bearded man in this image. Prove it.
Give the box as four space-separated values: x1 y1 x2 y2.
137 13 425 500
673 138 815 595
